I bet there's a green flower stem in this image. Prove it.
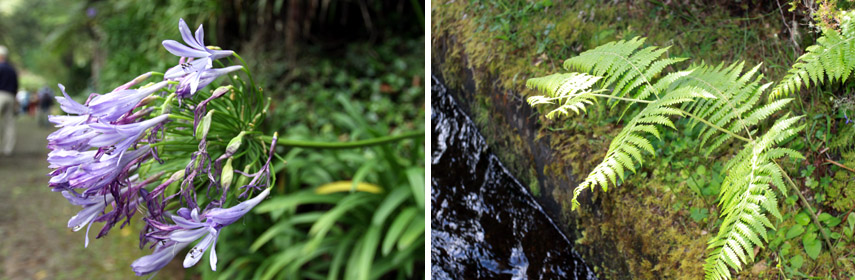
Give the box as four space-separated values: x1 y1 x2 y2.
167 114 194 122
231 53 261 109
259 131 424 149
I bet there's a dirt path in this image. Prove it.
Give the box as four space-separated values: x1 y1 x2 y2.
0 117 188 280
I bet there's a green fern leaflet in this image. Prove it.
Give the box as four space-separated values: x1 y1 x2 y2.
771 11 855 99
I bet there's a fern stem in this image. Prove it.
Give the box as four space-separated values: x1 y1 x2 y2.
677 109 751 142
775 161 839 275
534 92 651 104
681 75 755 141
589 93 653 103
824 159 855 173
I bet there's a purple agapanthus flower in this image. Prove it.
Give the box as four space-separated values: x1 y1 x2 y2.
87 81 168 122
62 190 115 247
131 241 191 276
63 146 151 195
47 81 168 153
132 188 271 275
174 65 242 99
162 18 234 97
88 114 169 156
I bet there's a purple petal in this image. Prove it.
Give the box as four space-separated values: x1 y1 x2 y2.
202 65 243 79
171 214 204 229
194 24 205 50
48 115 88 127
183 231 216 268
88 115 168 148
56 84 88 115
169 227 208 242
163 40 210 58
210 235 218 271
48 150 95 169
131 242 190 276
84 222 93 248
189 71 202 96
208 49 234 60
206 188 270 226
177 208 193 220
164 64 184 80
88 81 167 121
178 19 204 50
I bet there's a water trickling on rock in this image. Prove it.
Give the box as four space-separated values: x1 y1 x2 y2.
431 76 597 279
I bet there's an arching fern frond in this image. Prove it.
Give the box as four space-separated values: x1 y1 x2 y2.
527 37 719 210
704 116 805 280
669 62 793 155
771 12 855 99
570 86 711 210
525 73 605 118
563 37 687 101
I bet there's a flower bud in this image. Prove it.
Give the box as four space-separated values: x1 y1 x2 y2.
170 169 185 181
211 85 232 98
138 95 158 107
221 158 234 189
195 109 215 140
235 164 251 189
225 131 246 156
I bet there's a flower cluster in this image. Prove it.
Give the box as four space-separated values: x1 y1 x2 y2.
47 18 275 276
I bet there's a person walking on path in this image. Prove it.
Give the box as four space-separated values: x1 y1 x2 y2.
0 45 19 156
37 86 54 127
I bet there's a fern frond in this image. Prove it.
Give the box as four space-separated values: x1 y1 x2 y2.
525 73 605 118
569 87 711 210
563 37 685 101
527 38 718 210
671 62 773 155
704 116 805 280
771 13 855 99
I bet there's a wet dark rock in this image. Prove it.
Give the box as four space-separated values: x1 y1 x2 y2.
431 76 596 280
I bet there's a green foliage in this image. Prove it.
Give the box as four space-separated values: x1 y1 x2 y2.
200 36 424 279
703 116 804 279
526 37 806 279
527 37 714 210
771 11 855 99
673 62 789 155
203 105 424 280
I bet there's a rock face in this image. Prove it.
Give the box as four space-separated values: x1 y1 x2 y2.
431 76 596 279
433 34 708 279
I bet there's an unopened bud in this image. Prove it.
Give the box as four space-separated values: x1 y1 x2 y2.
196 109 215 140
132 72 153 84
139 95 157 107
235 164 251 189
225 131 246 155
170 169 186 181
221 158 234 189
212 85 232 98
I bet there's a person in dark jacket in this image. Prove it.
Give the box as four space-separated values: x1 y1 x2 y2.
37 86 54 127
0 45 19 155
